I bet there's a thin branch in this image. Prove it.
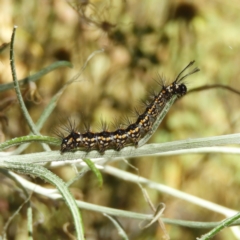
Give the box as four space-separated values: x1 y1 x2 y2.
189 84 240 96
0 61 72 92
9 26 50 151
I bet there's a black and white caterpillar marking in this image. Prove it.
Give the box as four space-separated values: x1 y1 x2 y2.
60 61 199 154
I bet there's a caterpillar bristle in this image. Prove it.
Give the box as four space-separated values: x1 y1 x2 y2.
177 67 200 84
174 60 198 83
53 118 76 140
121 115 134 127
53 127 65 140
82 121 91 132
99 119 109 132
132 107 142 117
154 73 166 88
65 118 77 133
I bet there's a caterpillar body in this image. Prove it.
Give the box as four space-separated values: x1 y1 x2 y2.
60 61 199 154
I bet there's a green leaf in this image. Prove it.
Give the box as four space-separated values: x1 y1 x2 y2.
83 158 103 188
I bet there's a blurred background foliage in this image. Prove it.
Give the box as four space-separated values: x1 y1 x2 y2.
1 0 240 239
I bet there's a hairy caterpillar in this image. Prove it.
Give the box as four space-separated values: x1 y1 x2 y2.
60 61 199 154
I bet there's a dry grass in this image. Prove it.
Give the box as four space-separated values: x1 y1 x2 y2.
1 0 240 239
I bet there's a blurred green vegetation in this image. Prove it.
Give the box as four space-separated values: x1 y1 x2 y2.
1 0 240 239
